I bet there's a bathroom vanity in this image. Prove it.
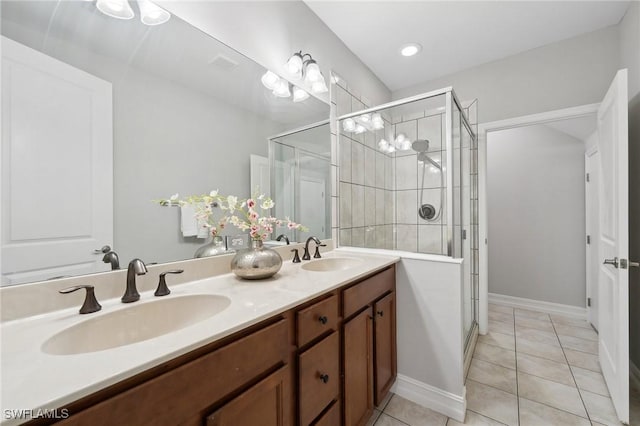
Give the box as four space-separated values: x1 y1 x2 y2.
1 249 398 426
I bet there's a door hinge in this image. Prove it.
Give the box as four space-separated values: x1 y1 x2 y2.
462 229 467 240
586 173 590 182
587 297 591 307
587 235 591 245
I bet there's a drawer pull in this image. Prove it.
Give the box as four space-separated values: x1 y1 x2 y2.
377 310 384 317
319 373 330 383
318 315 328 325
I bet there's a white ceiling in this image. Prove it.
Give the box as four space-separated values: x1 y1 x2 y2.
305 1 630 91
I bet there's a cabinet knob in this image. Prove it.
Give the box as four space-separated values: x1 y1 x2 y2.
319 373 329 384
318 315 328 325
377 310 384 317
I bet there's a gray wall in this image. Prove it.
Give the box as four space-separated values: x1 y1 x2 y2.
161 1 392 107
487 125 586 307
392 25 620 124
620 1 640 368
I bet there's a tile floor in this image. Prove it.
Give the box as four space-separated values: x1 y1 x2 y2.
368 304 636 425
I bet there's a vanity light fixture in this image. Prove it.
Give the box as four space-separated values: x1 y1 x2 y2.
292 86 310 103
261 70 280 90
286 52 305 80
284 51 329 94
95 0 171 25
343 118 356 132
395 133 412 151
354 124 366 134
138 0 170 26
272 79 291 98
96 0 134 20
371 113 384 130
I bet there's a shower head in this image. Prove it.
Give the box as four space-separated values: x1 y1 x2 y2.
412 139 430 153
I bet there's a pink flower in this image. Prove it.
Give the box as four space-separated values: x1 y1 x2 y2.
249 211 259 221
287 222 296 229
261 233 269 240
250 230 259 239
247 199 256 208
250 225 259 233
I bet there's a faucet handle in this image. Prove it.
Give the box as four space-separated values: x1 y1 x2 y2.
313 244 327 259
60 285 102 314
291 249 301 263
155 269 184 297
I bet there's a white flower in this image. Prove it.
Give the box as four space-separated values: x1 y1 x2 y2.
227 195 238 212
209 189 218 197
170 193 179 201
261 199 274 209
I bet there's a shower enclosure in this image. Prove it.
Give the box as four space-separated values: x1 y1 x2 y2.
336 88 479 348
269 121 332 243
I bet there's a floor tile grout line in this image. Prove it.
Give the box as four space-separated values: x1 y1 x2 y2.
550 315 593 423
517 395 593 422
471 354 516 371
465 408 509 425
377 410 411 426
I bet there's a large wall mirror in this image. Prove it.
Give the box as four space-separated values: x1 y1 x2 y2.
1 1 329 286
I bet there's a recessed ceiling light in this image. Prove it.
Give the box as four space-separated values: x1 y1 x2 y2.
400 43 422 57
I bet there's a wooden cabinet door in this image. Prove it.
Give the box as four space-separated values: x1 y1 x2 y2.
374 292 396 406
206 365 291 426
343 307 373 426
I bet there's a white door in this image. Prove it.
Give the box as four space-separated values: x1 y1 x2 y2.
597 69 629 423
1 37 113 285
250 154 270 198
585 147 600 330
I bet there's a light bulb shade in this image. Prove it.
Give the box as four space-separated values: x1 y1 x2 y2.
399 140 412 151
372 113 384 130
292 86 309 102
311 77 328 94
378 139 389 150
138 0 171 25
396 133 407 143
304 60 321 83
354 124 366 134
272 79 291 98
343 119 356 132
286 53 304 79
386 145 396 153
359 114 371 122
96 0 134 19
261 71 280 90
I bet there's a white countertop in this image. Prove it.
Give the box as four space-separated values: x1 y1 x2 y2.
0 249 398 425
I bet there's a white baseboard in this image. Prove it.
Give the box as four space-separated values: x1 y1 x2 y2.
489 293 587 319
630 360 640 390
391 374 466 422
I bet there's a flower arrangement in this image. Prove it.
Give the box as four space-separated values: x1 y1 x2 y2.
158 190 306 241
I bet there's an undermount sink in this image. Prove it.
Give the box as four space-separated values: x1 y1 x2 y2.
42 294 231 355
301 257 364 272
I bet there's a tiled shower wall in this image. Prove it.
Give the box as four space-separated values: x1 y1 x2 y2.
331 75 395 249
391 111 447 255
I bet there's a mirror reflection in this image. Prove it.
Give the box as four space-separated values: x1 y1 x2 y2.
1 1 329 286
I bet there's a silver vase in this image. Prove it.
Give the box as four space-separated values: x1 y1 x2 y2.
194 236 229 258
230 239 282 280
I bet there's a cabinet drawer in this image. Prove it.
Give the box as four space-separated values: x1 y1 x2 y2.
311 400 340 426
297 295 338 347
59 319 289 426
299 332 340 425
343 266 395 318
206 365 291 426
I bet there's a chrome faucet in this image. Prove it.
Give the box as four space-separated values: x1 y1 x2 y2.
122 259 147 303
302 236 325 260
102 251 120 270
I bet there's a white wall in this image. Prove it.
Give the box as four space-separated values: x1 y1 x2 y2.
160 1 391 107
394 257 466 421
619 1 640 368
393 26 620 124
487 125 586 307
